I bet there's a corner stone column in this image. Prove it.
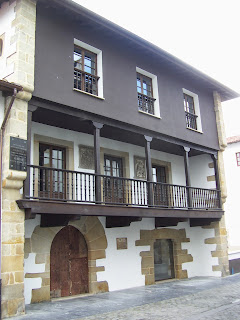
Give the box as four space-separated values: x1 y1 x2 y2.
1 93 31 318
206 91 229 276
1 0 37 317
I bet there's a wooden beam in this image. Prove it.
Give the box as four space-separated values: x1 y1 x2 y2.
144 135 153 206
40 214 81 227
190 218 220 227
17 200 224 219
106 216 142 228
155 217 187 228
93 122 103 203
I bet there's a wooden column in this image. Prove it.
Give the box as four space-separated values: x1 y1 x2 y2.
211 153 222 208
93 122 103 203
183 146 192 208
24 106 37 198
144 135 153 206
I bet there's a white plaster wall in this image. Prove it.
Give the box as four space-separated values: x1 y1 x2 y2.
24 215 44 305
31 122 187 186
189 154 216 189
180 222 220 277
224 142 240 249
24 214 220 298
97 217 153 291
0 1 16 79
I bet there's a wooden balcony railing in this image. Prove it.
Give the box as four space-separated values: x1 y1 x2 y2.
74 68 99 95
185 111 198 130
24 165 221 210
138 93 156 115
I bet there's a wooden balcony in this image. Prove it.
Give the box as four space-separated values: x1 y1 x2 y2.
17 165 223 225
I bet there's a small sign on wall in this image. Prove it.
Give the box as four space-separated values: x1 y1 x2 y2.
9 137 27 171
116 237 128 250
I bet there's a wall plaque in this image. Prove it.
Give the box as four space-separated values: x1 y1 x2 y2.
9 137 27 171
79 145 94 169
134 156 146 179
116 237 128 250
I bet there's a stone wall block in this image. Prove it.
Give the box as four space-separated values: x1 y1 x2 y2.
2 256 24 273
89 281 109 294
31 287 50 303
88 235 107 251
88 250 106 260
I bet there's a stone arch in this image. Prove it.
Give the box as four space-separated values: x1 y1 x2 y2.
25 216 108 303
135 228 193 285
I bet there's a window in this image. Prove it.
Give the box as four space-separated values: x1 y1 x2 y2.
73 39 103 98
236 152 240 166
104 155 124 204
183 88 202 132
184 93 197 130
74 46 99 95
136 67 160 118
39 144 66 199
137 73 155 115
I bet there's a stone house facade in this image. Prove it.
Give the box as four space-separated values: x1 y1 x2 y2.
0 0 239 318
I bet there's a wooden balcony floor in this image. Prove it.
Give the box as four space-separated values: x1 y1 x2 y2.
17 199 223 220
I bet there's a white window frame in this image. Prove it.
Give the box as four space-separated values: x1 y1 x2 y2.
136 67 160 118
74 38 104 99
182 88 202 133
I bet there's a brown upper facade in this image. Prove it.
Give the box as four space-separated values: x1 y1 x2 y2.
33 0 239 152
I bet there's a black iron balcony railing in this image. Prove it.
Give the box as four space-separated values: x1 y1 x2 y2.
185 111 198 130
138 93 156 115
24 165 221 210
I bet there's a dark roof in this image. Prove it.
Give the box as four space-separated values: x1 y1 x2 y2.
47 0 239 102
227 136 240 145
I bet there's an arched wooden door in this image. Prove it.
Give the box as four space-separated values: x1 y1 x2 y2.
50 225 88 298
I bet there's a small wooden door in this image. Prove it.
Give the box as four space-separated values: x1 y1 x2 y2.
104 155 124 203
50 226 88 298
152 165 168 206
39 144 66 199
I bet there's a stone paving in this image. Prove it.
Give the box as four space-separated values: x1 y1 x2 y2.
12 274 240 320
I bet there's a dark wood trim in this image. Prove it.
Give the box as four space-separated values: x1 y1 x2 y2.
144 135 153 206
40 213 81 227
106 216 142 228
24 109 33 198
183 146 191 187
93 121 103 202
190 218 220 227
155 217 187 228
17 199 224 219
183 146 192 208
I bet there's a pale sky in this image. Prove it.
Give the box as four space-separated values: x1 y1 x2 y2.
74 0 240 137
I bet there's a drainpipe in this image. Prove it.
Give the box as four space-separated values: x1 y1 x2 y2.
0 87 20 319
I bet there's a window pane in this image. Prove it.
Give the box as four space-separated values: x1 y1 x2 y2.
74 50 82 70
84 52 96 75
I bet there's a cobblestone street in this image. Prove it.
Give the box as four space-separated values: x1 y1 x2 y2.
81 279 240 320
13 274 240 320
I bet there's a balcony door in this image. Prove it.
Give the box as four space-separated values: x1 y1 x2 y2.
152 165 168 206
39 144 66 199
104 155 124 204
